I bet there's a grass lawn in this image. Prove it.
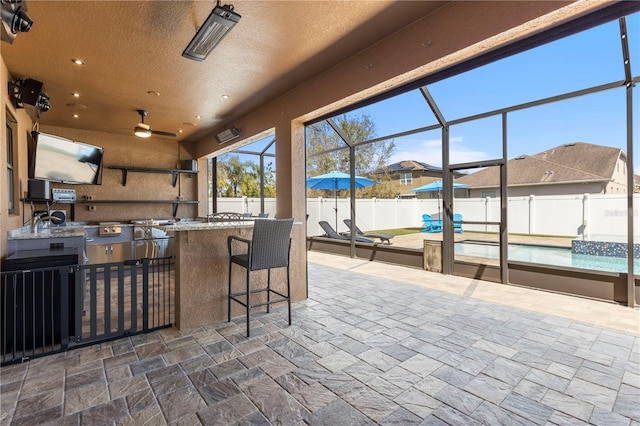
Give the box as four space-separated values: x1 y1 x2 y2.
370 227 423 236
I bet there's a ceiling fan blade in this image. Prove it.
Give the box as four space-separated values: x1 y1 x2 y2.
150 129 177 137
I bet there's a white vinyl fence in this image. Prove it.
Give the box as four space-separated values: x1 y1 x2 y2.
215 194 639 241
215 197 278 218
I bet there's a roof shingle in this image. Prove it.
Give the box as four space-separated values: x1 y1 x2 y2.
456 142 622 187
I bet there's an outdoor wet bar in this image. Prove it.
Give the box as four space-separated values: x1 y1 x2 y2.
163 220 302 329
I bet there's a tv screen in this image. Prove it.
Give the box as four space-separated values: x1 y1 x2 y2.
31 132 104 184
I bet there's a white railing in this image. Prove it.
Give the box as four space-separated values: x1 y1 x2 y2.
214 194 639 241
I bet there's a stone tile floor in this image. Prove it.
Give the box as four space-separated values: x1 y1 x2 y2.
1 252 639 425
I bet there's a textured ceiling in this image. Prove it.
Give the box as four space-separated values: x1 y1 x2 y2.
2 0 447 143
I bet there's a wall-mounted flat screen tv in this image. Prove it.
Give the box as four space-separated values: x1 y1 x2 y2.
30 132 104 184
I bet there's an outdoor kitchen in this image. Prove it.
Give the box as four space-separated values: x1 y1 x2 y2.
1 213 265 365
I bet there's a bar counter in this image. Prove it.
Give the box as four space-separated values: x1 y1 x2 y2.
162 220 301 329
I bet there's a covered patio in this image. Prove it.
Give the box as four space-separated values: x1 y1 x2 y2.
2 252 638 424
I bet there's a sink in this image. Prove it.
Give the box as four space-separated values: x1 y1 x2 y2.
49 227 80 236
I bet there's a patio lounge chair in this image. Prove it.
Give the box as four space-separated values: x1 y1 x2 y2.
319 221 373 243
343 219 393 244
421 214 442 233
453 213 463 233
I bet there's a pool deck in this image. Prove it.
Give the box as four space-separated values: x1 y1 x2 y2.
392 231 575 250
2 251 638 425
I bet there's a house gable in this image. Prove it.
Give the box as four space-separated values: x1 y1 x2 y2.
456 142 624 195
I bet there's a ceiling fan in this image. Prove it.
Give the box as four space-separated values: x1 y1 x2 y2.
133 109 177 138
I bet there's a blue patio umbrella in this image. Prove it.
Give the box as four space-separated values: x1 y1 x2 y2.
409 179 469 193
306 170 376 229
409 180 469 217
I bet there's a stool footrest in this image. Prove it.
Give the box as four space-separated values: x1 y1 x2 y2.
230 288 289 309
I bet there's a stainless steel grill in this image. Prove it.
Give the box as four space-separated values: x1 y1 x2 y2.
98 222 122 236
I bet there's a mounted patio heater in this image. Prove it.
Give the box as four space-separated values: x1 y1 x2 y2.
182 3 241 62
216 126 240 144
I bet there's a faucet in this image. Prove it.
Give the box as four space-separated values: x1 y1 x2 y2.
31 212 54 233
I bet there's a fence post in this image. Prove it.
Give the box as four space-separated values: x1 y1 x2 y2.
529 195 535 235
318 197 323 235
582 193 590 239
484 197 490 232
142 258 150 331
60 266 69 349
371 198 377 230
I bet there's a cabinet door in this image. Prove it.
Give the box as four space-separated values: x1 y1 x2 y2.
134 241 154 259
86 244 109 265
86 242 133 264
109 242 133 263
154 239 175 258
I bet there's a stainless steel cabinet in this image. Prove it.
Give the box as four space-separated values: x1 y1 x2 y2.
85 242 133 265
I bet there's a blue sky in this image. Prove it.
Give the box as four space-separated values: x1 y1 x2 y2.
347 12 639 170
231 12 639 172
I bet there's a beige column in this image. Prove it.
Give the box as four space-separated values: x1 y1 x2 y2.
275 118 308 301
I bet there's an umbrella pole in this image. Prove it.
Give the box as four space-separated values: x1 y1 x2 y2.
334 190 338 230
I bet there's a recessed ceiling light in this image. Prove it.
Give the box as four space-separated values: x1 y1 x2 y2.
195 115 202 120
182 122 197 127
147 91 160 96
72 114 79 118
221 94 230 99
179 129 183 133
71 92 80 97
71 58 85 65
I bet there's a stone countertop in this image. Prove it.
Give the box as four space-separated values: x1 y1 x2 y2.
161 219 303 232
161 220 255 232
8 226 86 240
7 218 289 239
83 223 134 228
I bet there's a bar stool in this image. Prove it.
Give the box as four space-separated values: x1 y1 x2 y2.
227 218 293 337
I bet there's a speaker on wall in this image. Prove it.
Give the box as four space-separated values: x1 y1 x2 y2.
182 160 197 171
28 179 50 200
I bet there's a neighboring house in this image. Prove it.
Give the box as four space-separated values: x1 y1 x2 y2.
374 160 465 198
456 142 630 197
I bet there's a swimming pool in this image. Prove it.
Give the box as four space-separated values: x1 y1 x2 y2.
455 241 639 274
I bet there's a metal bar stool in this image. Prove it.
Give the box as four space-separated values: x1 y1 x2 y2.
227 218 293 337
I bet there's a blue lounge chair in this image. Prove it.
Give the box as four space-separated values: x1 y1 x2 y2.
343 219 393 244
421 214 442 233
453 213 463 233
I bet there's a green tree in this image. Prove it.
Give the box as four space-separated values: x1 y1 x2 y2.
306 114 396 198
216 154 276 197
262 161 276 197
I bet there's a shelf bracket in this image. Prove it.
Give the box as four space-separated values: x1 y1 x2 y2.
171 172 179 187
172 203 178 217
120 169 128 186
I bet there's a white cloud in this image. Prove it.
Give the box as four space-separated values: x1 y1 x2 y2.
389 136 491 167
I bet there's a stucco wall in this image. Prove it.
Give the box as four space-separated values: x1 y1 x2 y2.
2 57 37 259
33 125 199 224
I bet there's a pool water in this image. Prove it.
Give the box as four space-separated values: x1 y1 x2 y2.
455 241 639 274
